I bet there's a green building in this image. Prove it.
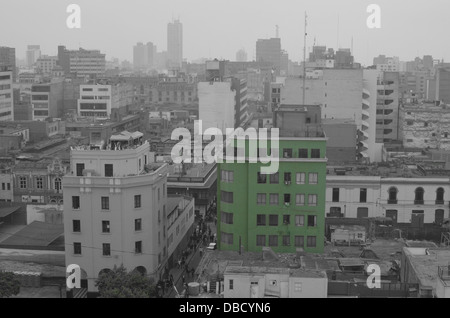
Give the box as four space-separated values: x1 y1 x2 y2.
217 105 327 253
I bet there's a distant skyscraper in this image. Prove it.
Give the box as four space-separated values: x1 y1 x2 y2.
57 46 106 78
167 19 183 69
256 38 281 75
26 45 41 67
0 47 16 82
236 49 247 62
133 42 146 70
146 42 154 69
0 65 14 121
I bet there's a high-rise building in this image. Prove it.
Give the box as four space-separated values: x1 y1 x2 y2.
199 60 248 131
30 79 64 121
63 133 193 295
146 42 154 70
217 104 327 253
26 45 41 67
236 49 248 62
436 67 450 104
167 19 183 69
0 66 14 121
57 46 106 78
376 72 400 143
133 42 146 70
256 38 281 75
0 47 16 82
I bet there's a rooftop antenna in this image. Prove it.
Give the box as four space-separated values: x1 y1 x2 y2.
337 14 340 49
351 36 354 55
302 11 308 105
276 25 279 38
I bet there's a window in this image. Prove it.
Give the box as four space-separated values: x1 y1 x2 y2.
282 235 290 246
54 178 62 192
284 194 291 205
295 215 305 227
73 242 82 255
283 215 290 225
257 172 267 184
73 220 81 232
257 214 266 226
221 211 234 224
294 236 304 247
1 183 4 190
283 148 292 158
296 194 305 206
101 197 109 210
221 170 234 183
257 193 266 205
221 232 233 245
388 187 398 204
307 215 317 227
76 163 85 176
229 279 234 290
436 188 445 204
6 183 10 190
308 194 317 206
311 149 320 158
435 209 445 224
102 221 110 233
221 191 234 203
298 149 308 158
360 188 367 203
269 215 278 226
414 187 424 205
270 173 279 184
103 243 111 256
72 196 80 209
307 236 316 248
135 241 142 254
296 173 305 184
19 177 27 189
135 219 142 231
284 173 291 184
332 188 340 202
105 164 113 177
268 235 278 247
328 207 342 217
309 173 318 184
269 194 279 205
134 195 141 208
256 235 266 246
36 177 43 189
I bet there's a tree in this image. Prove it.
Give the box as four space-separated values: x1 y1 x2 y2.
95 265 157 298
0 271 21 298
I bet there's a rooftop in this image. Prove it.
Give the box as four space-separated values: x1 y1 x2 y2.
404 247 450 290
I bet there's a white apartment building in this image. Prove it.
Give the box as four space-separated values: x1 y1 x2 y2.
36 56 57 76
198 81 236 132
326 173 450 226
63 132 172 293
0 66 13 121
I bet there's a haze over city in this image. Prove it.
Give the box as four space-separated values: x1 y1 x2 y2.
2 0 450 65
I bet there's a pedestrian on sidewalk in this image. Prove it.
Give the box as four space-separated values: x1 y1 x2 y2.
199 246 203 257
182 274 185 284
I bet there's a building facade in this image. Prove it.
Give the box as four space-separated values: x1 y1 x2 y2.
167 19 183 69
63 135 171 293
0 66 14 121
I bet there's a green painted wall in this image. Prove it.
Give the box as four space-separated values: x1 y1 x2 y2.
217 138 327 254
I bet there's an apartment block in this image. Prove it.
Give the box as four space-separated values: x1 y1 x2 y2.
0 66 14 121
63 133 176 294
217 105 327 254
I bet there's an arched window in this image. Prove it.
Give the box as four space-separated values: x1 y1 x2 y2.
388 187 398 204
436 188 445 204
54 178 62 192
414 187 424 205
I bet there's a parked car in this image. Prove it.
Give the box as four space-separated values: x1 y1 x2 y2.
206 243 217 250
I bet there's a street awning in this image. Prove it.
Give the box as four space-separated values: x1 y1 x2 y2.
0 206 20 218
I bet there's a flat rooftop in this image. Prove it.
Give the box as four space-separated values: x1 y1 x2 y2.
404 247 450 289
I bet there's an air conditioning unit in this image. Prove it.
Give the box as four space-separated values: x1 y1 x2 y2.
285 181 291 185
285 202 290 206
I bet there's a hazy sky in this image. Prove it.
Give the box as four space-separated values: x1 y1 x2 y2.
2 0 450 66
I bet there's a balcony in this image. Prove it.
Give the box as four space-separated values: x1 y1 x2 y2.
414 200 424 205
387 199 398 204
436 200 445 205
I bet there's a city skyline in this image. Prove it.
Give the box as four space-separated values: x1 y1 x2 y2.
2 0 450 66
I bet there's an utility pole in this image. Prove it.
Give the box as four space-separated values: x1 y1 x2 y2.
302 11 307 105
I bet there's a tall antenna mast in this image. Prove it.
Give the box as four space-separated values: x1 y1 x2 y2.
302 11 307 105
276 25 279 38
